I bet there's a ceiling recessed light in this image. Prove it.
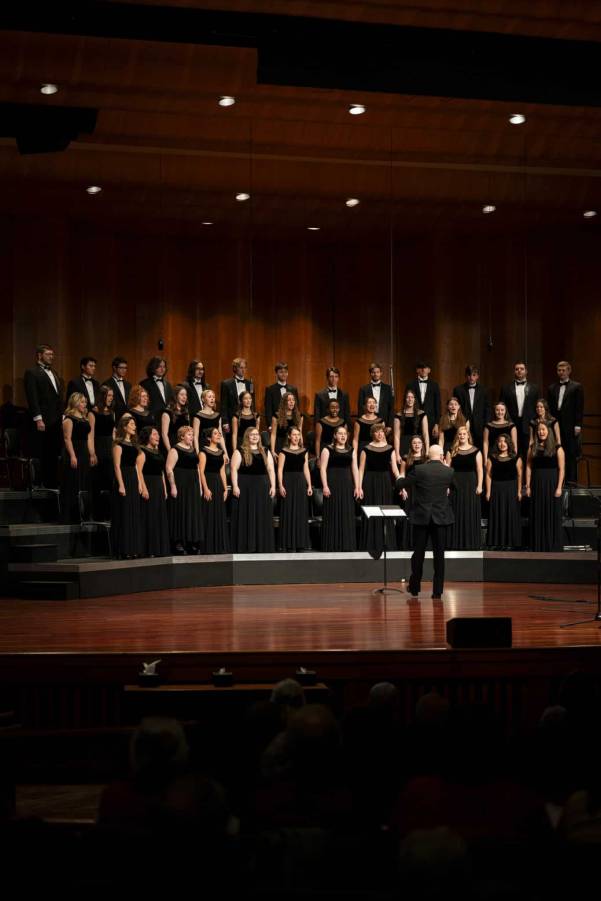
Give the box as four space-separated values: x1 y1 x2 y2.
219 95 236 107
86 185 102 195
482 204 496 214
40 83 58 95
345 197 360 208
202 221 214 226
307 226 320 231
583 210 597 218
235 192 250 202
349 103 366 116
509 113 526 125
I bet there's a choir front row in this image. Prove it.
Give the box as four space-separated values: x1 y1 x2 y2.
60 389 565 559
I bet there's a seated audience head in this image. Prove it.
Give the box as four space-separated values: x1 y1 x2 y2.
270 678 306 710
368 681 400 714
129 716 189 787
399 827 472 899
415 689 450 728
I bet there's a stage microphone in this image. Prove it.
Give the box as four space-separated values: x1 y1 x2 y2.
157 337 164 351
389 365 395 397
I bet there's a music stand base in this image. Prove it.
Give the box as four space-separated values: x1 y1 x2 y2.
372 586 403 595
561 612 601 628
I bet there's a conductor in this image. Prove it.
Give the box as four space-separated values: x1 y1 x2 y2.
396 445 455 600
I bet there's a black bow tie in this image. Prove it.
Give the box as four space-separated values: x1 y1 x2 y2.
115 377 123 382
83 377 92 382
154 376 163 382
418 379 428 384
43 365 52 371
371 382 381 387
515 380 526 386
560 380 569 385
236 378 245 384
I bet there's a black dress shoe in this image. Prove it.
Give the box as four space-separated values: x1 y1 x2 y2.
431 594 442 600
406 585 419 598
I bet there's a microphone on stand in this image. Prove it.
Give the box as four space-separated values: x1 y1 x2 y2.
389 365 395 398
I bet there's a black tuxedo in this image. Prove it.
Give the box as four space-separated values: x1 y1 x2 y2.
452 382 490 449
396 460 455 597
66 376 100 410
24 364 64 487
406 379 441 437
102 376 132 419
264 383 299 425
185 380 206 418
499 380 539 459
548 379 584 483
314 388 351 425
358 382 394 427
220 377 254 426
140 376 174 419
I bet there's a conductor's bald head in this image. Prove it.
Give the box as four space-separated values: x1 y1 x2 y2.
428 445 444 461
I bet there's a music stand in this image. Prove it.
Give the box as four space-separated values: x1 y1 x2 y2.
361 505 406 594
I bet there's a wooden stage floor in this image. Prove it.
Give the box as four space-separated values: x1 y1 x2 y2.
1 581 600 655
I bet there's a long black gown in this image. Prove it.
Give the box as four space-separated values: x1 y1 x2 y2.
317 417 345 451
194 410 221 447
322 447 357 551
279 448 311 551
232 412 259 449
448 449 481 550
273 415 298 455
128 408 155 433
355 416 384 452
141 447 170 557
231 450 275 553
111 442 144 557
485 421 516 454
360 445 395 554
200 447 230 554
441 421 460 455
165 411 191 449
167 446 203 550
60 415 92 523
92 410 115 507
530 450 563 551
395 412 426 458
487 456 522 549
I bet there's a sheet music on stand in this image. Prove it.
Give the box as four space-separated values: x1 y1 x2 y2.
361 505 406 594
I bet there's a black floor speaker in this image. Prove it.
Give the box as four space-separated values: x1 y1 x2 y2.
446 616 512 648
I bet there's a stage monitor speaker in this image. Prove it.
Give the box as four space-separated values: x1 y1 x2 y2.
446 617 512 648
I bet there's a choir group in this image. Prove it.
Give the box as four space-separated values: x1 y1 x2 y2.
23 347 584 558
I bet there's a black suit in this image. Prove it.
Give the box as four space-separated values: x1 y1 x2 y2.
499 381 539 460
313 388 351 425
185 380 206 418
102 376 131 420
66 376 100 410
264 383 299 425
140 377 174 419
396 460 455 597
357 382 394 427
220 377 254 427
548 379 584 484
406 379 441 437
24 364 64 487
452 382 490 449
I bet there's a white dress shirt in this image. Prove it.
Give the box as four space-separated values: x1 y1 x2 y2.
558 381 568 410
153 376 166 402
515 382 526 417
370 382 381 411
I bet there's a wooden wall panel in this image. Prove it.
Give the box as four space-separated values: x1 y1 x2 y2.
3 214 601 478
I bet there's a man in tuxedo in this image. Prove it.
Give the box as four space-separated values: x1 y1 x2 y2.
24 344 64 487
406 361 441 440
395 445 455 599
264 362 299 426
358 362 394 426
548 360 584 485
102 356 131 420
314 367 351 425
499 360 539 462
184 359 207 418
140 357 174 419
453 364 490 450
220 357 254 431
67 356 99 410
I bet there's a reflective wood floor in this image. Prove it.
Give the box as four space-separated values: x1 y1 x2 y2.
0 581 600 653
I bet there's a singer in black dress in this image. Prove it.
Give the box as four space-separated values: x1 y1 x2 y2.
92 385 116 514
446 426 483 550
358 422 400 554
60 393 97 523
111 414 144 558
353 397 385 455
314 399 345 460
231 391 260 450
271 392 303 457
127 385 155 433
528 398 561 449
165 425 203 554
161 385 190 453
526 422 565 552
485 433 522 549
393 388 429 463
230 428 276 553
399 435 427 549
193 388 228 459
277 426 312 551
320 425 361 551
138 426 170 557
438 397 469 456
199 427 230 555
483 402 518 465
